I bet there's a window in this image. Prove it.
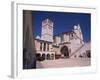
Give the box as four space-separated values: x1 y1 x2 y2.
70 33 74 40
47 44 49 51
42 54 45 60
71 33 73 37
51 54 54 60
36 53 41 61
40 42 42 51
46 54 51 60
43 43 46 51
86 50 91 58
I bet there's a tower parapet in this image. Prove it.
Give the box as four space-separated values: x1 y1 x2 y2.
41 18 53 42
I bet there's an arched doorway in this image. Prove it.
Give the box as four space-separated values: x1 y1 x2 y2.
51 54 54 60
42 54 45 60
46 54 51 60
60 46 69 58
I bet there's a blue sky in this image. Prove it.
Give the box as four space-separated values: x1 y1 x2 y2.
32 11 91 42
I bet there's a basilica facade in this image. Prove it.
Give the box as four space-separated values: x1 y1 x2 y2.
35 18 91 61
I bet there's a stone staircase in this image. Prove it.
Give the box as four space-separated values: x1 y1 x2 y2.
69 44 84 58
69 32 85 58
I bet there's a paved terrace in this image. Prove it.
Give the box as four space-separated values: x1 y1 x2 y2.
36 58 91 68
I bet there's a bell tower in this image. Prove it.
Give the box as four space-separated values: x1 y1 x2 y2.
74 24 84 44
41 18 53 42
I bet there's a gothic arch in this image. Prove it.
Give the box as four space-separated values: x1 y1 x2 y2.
60 46 69 58
46 54 51 60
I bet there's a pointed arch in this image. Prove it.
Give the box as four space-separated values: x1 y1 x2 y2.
60 46 69 58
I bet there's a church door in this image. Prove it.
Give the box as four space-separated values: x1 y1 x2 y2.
60 46 69 58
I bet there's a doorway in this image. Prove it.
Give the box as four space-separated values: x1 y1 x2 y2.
60 46 69 58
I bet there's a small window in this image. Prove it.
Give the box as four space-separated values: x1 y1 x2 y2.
43 43 46 51
46 54 51 60
40 43 42 51
70 33 74 40
51 54 54 60
86 50 91 58
72 33 73 37
47 44 49 51
42 54 45 60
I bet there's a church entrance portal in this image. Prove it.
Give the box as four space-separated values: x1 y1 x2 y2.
60 46 69 58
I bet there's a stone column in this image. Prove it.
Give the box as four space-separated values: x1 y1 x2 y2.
23 10 36 69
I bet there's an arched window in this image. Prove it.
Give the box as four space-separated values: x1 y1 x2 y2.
47 44 49 51
42 53 45 60
86 50 91 58
36 53 41 61
46 54 51 60
43 43 46 51
51 54 54 60
70 33 74 40
40 42 42 51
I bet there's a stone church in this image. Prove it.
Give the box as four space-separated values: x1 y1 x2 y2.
23 10 91 69
35 18 91 61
